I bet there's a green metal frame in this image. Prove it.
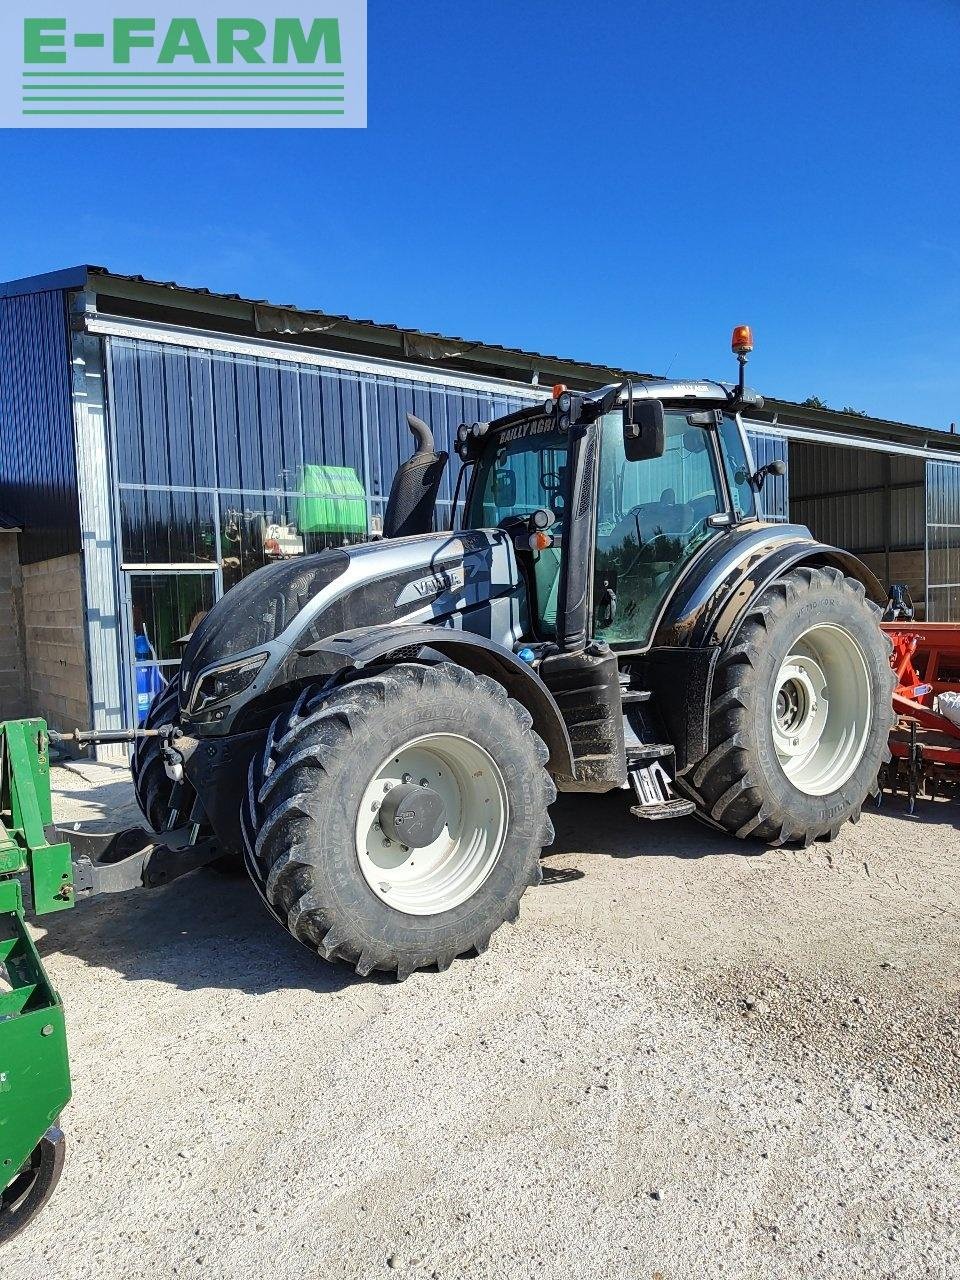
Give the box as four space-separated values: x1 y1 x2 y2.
0 720 72 1214
0 720 75 917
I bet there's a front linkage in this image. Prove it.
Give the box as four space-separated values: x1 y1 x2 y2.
0 718 223 1244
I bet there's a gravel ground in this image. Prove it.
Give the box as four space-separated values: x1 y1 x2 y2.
8 760 960 1279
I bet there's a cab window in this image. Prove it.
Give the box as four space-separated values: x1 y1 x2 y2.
465 420 570 638
593 410 726 647
717 414 757 519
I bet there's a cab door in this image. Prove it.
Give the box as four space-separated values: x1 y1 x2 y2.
592 410 728 649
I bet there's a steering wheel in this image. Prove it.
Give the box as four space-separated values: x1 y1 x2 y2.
540 471 563 492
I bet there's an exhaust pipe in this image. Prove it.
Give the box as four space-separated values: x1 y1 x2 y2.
382 414 448 539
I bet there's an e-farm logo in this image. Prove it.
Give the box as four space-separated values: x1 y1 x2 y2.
0 1 366 127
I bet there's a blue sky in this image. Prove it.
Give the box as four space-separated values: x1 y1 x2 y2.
4 0 959 427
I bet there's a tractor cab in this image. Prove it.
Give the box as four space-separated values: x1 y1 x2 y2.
457 333 771 656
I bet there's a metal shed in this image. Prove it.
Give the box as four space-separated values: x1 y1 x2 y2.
1 264 958 740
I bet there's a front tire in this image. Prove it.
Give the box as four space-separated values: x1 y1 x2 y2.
131 674 190 832
241 663 556 980
683 566 894 845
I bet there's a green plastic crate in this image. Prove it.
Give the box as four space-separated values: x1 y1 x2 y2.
297 465 367 536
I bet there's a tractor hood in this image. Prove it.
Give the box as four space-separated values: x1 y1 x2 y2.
179 529 522 732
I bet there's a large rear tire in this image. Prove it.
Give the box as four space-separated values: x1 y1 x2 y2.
131 674 190 832
682 566 894 845
241 663 556 980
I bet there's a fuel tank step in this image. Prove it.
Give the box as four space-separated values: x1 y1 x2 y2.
625 742 675 764
628 762 696 821
621 689 652 705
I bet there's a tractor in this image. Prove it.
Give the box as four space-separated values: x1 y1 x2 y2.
0 328 896 1240
128 326 895 979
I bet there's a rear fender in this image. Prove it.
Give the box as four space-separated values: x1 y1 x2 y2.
711 543 887 649
652 524 887 652
646 533 887 773
302 624 576 778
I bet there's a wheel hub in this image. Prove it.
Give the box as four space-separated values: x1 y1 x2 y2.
770 623 872 797
355 733 509 917
378 782 446 848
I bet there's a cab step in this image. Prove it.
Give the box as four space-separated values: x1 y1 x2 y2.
626 742 675 764
628 763 696 822
621 689 652 705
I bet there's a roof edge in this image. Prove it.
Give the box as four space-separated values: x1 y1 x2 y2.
752 396 960 452
0 265 92 300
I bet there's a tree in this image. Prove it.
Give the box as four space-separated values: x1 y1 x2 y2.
802 396 829 409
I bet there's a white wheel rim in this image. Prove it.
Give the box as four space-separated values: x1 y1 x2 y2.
355 733 509 917
771 623 872 796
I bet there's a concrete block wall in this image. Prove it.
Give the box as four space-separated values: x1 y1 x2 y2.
0 536 29 719
19 552 91 731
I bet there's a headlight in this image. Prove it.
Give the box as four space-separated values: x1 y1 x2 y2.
189 654 268 713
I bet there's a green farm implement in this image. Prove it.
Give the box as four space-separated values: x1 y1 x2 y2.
0 721 71 1245
0 718 225 1244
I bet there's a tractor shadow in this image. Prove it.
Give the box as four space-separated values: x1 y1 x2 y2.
35 781 760 994
34 870 366 995
38 769 950 995
40 762 374 994
540 786 955 883
543 790 750 868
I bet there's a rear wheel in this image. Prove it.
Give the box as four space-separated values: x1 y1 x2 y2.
682 566 894 845
242 663 556 980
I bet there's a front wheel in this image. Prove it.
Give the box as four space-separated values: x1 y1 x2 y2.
131 674 190 832
241 663 556 980
683 566 895 845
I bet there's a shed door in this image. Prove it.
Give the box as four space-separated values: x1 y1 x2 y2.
124 570 217 725
926 460 960 621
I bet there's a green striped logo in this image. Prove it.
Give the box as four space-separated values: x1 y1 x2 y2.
4 4 366 127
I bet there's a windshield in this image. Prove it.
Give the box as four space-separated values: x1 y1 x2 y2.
464 417 571 529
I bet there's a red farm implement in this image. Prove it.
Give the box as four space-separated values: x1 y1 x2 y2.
880 622 960 811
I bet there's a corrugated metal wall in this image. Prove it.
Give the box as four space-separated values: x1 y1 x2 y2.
0 290 79 562
786 441 925 553
926 459 960 620
106 335 529 572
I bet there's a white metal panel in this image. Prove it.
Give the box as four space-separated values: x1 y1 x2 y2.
85 314 549 401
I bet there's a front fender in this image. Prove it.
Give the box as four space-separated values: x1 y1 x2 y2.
300 624 576 779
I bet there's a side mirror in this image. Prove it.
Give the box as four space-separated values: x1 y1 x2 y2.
752 457 787 490
622 399 666 462
493 467 517 507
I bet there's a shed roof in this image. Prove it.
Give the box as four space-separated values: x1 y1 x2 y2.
2 264 958 455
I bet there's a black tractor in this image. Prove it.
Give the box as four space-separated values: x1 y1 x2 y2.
132 332 894 979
